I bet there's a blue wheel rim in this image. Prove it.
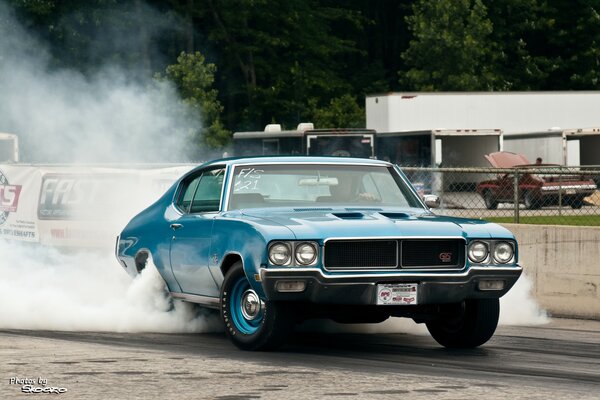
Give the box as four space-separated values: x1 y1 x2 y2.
230 276 264 335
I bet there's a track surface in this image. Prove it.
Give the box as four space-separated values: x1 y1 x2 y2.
2 318 599 399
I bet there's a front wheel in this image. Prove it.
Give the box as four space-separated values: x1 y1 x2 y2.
482 190 498 210
524 191 541 210
426 298 499 348
221 262 293 351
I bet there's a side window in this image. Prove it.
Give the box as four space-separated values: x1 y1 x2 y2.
190 168 225 213
176 175 201 213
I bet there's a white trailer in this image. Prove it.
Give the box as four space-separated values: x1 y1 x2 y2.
366 92 600 134
377 129 502 168
377 129 502 192
504 127 600 166
0 133 19 163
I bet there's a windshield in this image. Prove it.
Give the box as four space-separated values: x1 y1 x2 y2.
228 164 422 210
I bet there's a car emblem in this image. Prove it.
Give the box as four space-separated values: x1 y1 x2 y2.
439 252 452 263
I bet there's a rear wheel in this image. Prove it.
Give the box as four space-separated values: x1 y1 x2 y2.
570 197 584 209
426 298 499 348
221 262 293 351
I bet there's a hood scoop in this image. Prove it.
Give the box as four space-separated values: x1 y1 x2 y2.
380 212 410 220
332 212 365 219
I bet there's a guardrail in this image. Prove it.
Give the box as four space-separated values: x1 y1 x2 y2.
401 166 600 225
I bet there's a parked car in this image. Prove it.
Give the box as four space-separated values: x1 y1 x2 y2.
477 152 597 210
116 156 522 350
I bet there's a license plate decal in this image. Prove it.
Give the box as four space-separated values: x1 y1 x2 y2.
376 283 418 305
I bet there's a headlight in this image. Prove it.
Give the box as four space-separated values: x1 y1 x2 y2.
269 242 291 266
468 241 489 263
493 242 514 264
295 242 317 265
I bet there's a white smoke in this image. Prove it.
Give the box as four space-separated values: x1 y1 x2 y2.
499 274 549 325
0 1 198 163
0 240 221 332
0 1 220 333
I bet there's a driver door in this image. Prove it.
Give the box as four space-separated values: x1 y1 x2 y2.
169 167 224 296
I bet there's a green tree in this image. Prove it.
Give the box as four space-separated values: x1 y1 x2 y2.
201 0 364 130
400 0 495 91
482 0 550 90
311 94 364 128
159 51 230 149
542 0 600 89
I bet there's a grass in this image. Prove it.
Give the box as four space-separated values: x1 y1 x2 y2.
485 215 600 226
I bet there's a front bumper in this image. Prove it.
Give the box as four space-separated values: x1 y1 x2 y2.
260 265 522 305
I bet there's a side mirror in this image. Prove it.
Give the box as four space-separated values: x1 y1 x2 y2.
423 195 440 208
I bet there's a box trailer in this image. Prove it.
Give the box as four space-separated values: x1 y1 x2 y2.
0 133 19 163
377 129 502 192
233 123 377 159
504 127 600 166
366 92 600 135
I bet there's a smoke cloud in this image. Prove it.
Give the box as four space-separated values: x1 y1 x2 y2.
0 1 198 163
0 1 218 333
0 241 220 332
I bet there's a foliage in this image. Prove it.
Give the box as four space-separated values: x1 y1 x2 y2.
158 51 230 149
4 0 600 150
311 94 364 129
400 0 495 91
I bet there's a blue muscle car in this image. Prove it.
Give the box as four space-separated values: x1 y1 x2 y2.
116 157 522 350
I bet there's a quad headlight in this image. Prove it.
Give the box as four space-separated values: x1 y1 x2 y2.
295 242 317 265
268 241 319 267
468 241 489 263
493 241 514 264
268 242 292 266
468 240 516 264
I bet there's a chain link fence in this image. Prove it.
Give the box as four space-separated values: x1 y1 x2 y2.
402 166 600 225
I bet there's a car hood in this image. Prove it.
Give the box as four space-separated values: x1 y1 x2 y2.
237 208 513 240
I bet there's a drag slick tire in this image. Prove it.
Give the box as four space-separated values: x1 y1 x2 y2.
221 262 293 351
426 298 500 348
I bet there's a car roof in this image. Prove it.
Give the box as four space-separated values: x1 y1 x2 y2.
198 156 392 169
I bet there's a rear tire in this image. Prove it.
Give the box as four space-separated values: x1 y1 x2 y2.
426 298 499 348
221 262 293 351
570 197 584 209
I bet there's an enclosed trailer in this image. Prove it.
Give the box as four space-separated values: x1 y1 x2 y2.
377 129 502 192
366 92 600 134
504 127 600 166
233 123 377 159
377 129 502 167
0 133 19 163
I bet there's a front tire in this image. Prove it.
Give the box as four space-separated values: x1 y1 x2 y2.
482 190 498 210
221 262 293 351
524 190 541 210
426 298 500 348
